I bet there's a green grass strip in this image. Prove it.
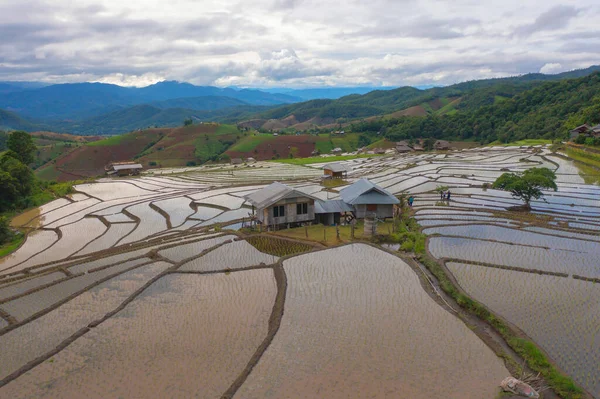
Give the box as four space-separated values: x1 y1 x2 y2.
0 234 25 258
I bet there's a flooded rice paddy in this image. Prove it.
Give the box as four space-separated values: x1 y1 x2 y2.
2 148 599 397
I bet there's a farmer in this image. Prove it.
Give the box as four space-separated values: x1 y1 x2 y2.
440 191 444 201
408 196 414 207
446 190 451 202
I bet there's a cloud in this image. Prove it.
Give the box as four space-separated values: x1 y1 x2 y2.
513 5 582 37
0 0 599 87
539 63 564 74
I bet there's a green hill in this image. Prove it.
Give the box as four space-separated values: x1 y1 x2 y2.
351 72 600 144
0 108 38 131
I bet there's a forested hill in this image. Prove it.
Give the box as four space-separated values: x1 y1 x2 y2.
350 72 600 144
245 65 600 125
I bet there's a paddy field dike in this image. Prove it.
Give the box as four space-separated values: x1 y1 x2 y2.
1 145 599 398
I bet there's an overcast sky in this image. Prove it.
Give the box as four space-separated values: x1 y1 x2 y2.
1 0 599 88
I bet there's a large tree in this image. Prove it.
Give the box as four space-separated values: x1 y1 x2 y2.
492 167 557 209
7 131 36 165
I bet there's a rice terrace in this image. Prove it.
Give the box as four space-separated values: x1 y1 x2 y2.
1 145 599 398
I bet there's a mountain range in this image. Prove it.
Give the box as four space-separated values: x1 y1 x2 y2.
1 65 600 135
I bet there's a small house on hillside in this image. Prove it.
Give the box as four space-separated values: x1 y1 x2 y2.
340 179 399 219
395 144 412 153
570 124 591 140
434 140 450 150
245 182 317 228
231 158 243 165
246 157 257 164
331 147 343 155
323 163 348 179
412 144 424 151
105 162 143 176
373 148 386 154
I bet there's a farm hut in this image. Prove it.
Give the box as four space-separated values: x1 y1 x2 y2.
434 140 450 150
105 162 143 176
569 124 591 140
412 144 424 151
246 157 257 164
315 199 354 225
331 147 343 155
395 144 412 153
374 148 386 154
244 182 318 228
340 178 399 219
231 158 243 165
591 124 600 136
323 162 348 179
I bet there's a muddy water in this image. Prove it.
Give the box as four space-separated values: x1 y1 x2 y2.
2 258 152 322
16 218 108 271
0 230 59 275
2 269 277 399
153 197 195 227
75 182 155 200
237 244 508 399
76 223 137 256
119 202 168 244
0 262 170 383
10 199 70 228
0 272 65 302
199 208 252 226
428 236 600 278
178 240 277 272
158 235 235 263
448 262 600 397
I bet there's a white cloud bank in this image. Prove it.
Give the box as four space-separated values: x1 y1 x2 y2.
0 0 599 87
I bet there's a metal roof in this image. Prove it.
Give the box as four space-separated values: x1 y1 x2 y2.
112 164 143 171
323 163 348 173
244 182 318 209
340 179 399 205
315 199 354 214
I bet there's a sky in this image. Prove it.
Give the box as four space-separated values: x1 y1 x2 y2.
0 0 599 88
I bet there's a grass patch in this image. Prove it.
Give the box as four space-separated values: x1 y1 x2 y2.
564 147 600 168
273 220 396 244
321 179 348 188
315 138 333 154
228 134 274 152
215 124 239 135
487 139 553 147
246 236 312 257
0 233 25 258
86 135 125 147
273 153 383 165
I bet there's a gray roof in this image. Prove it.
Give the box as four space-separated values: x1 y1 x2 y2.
340 179 399 205
244 182 318 209
323 163 348 173
112 164 143 171
332 147 343 152
315 199 354 214
396 145 412 152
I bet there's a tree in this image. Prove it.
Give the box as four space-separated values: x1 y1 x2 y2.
183 118 193 126
7 131 36 165
0 216 14 245
492 167 557 209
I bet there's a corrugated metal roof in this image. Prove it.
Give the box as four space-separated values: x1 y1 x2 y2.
323 163 348 173
340 179 399 205
244 182 318 209
315 199 354 214
112 164 143 171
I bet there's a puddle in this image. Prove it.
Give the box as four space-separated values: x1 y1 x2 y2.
2 270 276 398
238 245 508 398
153 197 195 227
